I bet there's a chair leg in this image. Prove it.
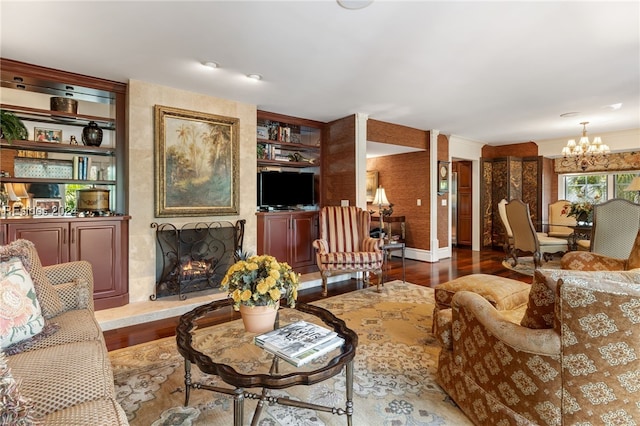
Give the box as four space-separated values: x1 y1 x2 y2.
321 273 328 297
376 269 383 292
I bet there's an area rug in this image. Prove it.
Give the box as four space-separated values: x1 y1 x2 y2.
109 281 472 425
502 256 562 276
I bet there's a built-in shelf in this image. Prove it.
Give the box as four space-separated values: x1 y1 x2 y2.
1 139 115 155
1 103 116 129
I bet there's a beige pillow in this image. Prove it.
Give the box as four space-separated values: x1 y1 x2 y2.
0 239 64 319
521 268 640 330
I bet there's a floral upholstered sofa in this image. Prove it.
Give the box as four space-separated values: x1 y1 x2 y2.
1 239 128 425
433 231 640 425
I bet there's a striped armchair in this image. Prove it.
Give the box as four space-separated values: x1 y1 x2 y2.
313 206 384 296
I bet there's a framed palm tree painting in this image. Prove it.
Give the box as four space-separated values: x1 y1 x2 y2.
154 105 239 217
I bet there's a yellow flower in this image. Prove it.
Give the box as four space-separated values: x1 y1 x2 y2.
256 280 269 295
231 289 242 302
240 289 252 301
264 276 276 288
246 262 258 271
269 288 281 300
269 269 280 280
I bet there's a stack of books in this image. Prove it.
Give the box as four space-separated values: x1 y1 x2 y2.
254 320 345 367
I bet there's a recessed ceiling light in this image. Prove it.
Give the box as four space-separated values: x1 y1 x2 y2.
337 0 374 10
247 73 263 81
202 61 219 69
560 112 581 118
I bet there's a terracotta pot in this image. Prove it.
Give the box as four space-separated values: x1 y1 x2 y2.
239 301 279 333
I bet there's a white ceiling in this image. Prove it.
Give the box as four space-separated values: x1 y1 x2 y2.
1 1 638 153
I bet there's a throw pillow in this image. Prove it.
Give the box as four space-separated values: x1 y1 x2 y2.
0 258 45 350
0 239 64 319
520 268 640 330
627 229 640 270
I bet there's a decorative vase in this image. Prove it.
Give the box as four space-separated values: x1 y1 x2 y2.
82 121 103 146
239 301 279 333
577 211 589 225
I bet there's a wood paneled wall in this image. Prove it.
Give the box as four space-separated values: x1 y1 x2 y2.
322 115 357 206
482 142 538 159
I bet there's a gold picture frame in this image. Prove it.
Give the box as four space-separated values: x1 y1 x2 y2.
154 105 239 217
366 170 379 202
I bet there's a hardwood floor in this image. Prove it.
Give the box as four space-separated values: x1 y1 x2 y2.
104 247 530 352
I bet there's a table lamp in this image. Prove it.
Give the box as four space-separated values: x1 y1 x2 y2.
372 186 390 238
625 176 640 203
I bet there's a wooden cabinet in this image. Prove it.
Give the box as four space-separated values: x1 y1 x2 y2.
5 216 129 310
257 211 319 273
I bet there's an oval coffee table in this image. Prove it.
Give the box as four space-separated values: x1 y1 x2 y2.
176 299 358 425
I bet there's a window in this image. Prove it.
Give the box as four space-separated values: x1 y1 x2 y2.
562 172 640 203
564 174 607 203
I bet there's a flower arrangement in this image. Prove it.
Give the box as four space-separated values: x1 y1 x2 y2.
221 254 299 311
562 200 594 223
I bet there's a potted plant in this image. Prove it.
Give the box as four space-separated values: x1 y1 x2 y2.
562 200 594 224
221 254 299 333
0 110 28 142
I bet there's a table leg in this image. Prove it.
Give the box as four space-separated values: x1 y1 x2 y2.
183 359 191 406
234 388 244 426
346 360 354 426
401 247 406 283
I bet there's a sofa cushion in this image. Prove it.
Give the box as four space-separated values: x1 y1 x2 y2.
0 352 38 425
520 269 640 330
0 239 64 319
6 339 115 418
42 397 129 426
434 274 530 311
1 257 45 350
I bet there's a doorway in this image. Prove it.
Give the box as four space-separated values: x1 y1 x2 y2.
452 160 472 247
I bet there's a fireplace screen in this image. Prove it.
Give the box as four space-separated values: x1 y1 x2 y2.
151 220 245 300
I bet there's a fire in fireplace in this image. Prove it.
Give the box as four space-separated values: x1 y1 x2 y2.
150 220 245 300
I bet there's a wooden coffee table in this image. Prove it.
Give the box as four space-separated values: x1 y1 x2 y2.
176 299 358 426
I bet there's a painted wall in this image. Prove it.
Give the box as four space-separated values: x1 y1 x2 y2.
127 80 257 303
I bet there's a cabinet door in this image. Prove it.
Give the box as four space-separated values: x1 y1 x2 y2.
7 222 69 265
70 220 128 309
259 214 290 263
290 213 318 269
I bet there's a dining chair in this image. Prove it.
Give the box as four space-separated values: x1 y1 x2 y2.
498 198 547 256
313 206 384 296
505 199 569 268
590 198 640 259
547 200 575 238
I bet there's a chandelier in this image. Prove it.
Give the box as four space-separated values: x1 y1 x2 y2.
561 122 610 171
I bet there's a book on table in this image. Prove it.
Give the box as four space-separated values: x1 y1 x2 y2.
254 320 344 366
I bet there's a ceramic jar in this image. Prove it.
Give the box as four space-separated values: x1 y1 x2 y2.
82 121 103 146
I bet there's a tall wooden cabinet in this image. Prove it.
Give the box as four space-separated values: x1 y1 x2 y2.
256 211 319 274
0 58 129 309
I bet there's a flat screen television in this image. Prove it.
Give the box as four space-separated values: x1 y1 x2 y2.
257 171 315 208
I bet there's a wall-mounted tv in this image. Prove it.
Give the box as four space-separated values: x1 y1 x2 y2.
257 171 315 208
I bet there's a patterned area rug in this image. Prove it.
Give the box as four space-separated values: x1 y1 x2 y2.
502 256 561 276
109 281 472 425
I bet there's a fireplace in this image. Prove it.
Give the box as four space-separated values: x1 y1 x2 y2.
151 220 245 300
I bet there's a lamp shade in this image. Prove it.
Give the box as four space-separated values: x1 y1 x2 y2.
625 177 640 192
372 187 390 206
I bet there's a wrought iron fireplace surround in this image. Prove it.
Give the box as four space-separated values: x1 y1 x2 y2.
151 220 245 300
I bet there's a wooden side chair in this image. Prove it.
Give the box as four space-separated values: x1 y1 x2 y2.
505 199 568 268
313 206 384 296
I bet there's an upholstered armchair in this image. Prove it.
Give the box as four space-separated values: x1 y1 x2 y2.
504 199 568 268
313 206 383 296
498 198 547 255
547 199 575 238
434 267 640 425
589 198 640 259
561 229 640 272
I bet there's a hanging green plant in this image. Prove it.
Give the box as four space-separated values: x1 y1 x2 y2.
0 110 29 142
